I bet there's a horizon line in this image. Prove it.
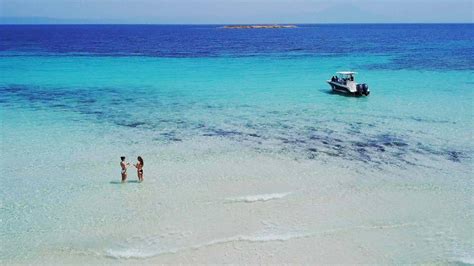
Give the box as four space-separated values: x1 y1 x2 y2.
1 22 473 26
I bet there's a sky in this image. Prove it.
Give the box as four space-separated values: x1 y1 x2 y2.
1 0 473 24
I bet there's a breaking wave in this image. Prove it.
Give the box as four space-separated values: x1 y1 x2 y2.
106 228 310 259
104 222 418 259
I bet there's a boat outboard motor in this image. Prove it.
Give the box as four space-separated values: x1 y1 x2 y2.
356 84 370 96
356 84 364 95
362 84 369 95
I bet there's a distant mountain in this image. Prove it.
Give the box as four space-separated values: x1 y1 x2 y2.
0 16 177 25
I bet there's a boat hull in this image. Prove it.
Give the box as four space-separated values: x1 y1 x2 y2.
326 81 369 96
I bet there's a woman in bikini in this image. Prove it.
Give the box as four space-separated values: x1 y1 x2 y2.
134 156 144 182
120 156 130 183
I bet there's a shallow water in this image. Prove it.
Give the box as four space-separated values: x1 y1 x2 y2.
0 24 473 264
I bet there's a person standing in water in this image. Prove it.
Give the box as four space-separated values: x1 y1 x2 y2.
134 156 144 182
120 156 130 183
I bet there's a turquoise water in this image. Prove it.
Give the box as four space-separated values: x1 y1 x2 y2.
1 55 471 162
0 25 473 263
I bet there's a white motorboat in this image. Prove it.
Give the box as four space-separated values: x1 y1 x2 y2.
327 71 370 96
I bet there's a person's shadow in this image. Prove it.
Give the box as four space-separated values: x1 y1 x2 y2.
110 180 141 184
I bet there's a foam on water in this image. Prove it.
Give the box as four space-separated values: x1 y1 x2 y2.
226 192 293 203
104 222 425 260
453 257 474 265
105 227 312 259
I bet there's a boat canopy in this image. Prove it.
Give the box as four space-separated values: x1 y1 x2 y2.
336 71 357 75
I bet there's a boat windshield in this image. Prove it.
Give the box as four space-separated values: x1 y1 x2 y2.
338 73 354 81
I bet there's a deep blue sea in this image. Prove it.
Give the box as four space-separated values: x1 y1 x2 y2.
1 24 473 70
0 24 473 264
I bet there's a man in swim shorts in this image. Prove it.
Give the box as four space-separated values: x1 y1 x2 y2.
120 156 130 183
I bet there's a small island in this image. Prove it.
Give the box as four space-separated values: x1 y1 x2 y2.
222 25 297 29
